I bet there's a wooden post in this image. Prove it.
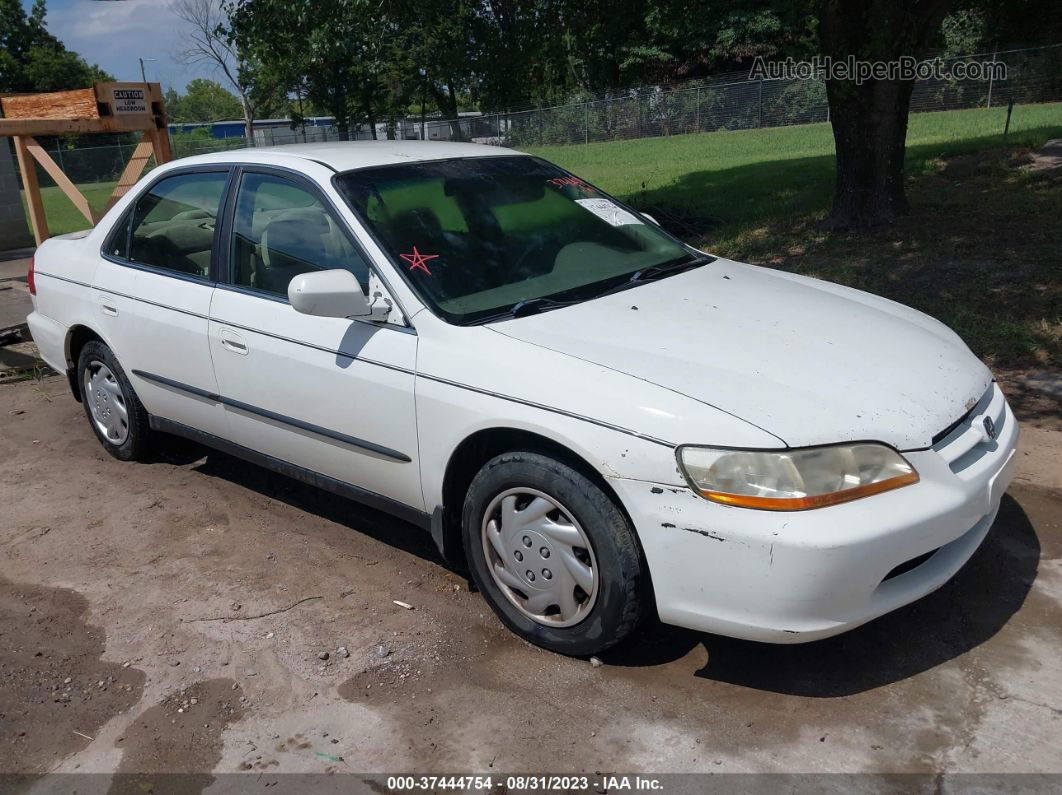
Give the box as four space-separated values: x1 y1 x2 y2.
12 136 48 245
107 137 156 210
24 137 97 224
0 82 170 244
148 127 173 164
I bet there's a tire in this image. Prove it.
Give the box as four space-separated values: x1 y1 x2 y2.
77 340 152 461
462 451 647 656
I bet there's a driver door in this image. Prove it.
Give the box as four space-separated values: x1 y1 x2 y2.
208 167 423 514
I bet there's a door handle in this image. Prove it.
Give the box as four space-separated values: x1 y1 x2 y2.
219 329 249 355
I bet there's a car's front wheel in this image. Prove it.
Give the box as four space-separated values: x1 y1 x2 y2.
77 340 151 461
462 451 648 656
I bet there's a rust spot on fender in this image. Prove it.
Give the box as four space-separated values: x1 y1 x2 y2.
650 487 664 494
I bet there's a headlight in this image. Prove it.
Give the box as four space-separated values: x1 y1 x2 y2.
677 443 918 511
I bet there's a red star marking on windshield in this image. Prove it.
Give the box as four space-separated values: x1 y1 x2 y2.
399 246 439 275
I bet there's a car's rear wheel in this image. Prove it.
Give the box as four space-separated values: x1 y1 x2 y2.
462 451 647 656
77 341 151 461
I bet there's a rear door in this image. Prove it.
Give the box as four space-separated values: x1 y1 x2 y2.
101 167 232 438
207 166 422 514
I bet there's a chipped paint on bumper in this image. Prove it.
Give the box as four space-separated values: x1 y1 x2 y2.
609 400 1019 644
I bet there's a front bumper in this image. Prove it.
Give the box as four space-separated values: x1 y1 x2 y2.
612 385 1019 643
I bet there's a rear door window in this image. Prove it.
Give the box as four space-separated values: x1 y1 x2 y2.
127 171 229 278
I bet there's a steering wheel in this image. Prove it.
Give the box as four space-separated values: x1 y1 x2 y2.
507 238 549 275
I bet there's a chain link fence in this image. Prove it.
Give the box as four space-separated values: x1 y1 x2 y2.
19 42 1062 193
491 43 1062 147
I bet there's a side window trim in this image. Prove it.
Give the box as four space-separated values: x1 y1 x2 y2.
101 205 132 260
221 165 371 302
98 164 234 285
223 164 416 328
214 166 241 286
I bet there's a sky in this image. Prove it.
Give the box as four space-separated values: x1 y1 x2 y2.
26 0 219 92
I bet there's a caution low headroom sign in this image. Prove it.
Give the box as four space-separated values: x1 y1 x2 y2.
109 87 149 114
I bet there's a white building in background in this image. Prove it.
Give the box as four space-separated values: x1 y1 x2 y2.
171 112 510 146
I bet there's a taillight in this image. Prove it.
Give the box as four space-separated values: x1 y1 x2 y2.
27 256 36 296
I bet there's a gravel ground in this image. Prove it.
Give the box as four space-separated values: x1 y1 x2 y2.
0 374 1060 786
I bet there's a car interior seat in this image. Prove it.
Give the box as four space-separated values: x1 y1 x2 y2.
258 214 334 295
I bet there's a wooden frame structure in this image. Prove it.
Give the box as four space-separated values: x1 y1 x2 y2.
0 82 172 245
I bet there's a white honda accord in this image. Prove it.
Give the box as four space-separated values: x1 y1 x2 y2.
27 141 1018 655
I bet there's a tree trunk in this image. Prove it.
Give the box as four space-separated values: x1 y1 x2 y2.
445 81 464 142
428 80 464 142
825 78 914 228
241 96 255 146
818 0 955 228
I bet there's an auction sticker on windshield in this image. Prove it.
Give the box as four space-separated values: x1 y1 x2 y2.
575 198 644 226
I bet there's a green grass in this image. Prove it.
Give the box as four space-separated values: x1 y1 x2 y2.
32 103 1059 239
26 181 118 238
529 102 1062 240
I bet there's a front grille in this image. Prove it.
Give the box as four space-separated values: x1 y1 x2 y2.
932 384 1007 477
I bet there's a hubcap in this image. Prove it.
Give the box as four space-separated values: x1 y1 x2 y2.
481 488 599 627
84 361 129 445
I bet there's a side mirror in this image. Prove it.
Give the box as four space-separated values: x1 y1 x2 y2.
288 270 371 318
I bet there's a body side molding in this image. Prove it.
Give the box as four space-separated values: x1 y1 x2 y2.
148 415 431 532
133 369 411 463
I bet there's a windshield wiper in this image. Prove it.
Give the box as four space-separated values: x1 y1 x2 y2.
509 297 580 317
466 296 580 325
628 254 714 283
590 254 714 300
465 254 713 326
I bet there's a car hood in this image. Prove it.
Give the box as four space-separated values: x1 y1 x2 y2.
490 259 991 450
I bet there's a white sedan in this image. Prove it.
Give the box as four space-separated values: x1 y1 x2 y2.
27 142 1018 655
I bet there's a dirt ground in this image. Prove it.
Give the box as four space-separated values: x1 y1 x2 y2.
1 373 1060 787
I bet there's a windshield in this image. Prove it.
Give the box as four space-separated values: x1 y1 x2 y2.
334 155 708 324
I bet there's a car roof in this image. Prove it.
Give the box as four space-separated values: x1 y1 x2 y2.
167 140 526 172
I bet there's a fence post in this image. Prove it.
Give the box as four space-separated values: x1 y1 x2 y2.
584 102 589 145
757 80 764 127
695 86 701 131
986 47 998 108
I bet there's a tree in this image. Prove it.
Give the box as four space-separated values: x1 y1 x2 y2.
817 0 954 228
1 0 112 93
167 78 244 122
391 0 480 140
174 0 261 141
226 0 403 140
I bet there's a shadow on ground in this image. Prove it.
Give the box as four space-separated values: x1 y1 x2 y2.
146 435 446 569
147 431 1042 699
604 492 1040 697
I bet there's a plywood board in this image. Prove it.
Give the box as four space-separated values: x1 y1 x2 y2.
0 88 99 120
